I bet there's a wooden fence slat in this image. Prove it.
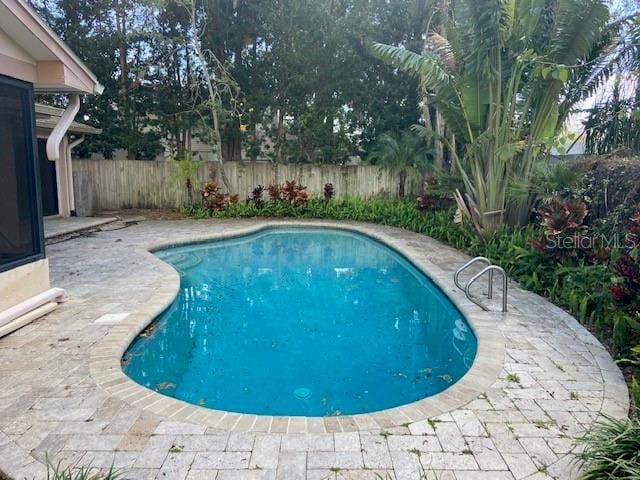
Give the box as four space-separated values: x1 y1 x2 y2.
72 159 419 211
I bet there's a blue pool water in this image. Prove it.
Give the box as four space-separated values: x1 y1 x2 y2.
123 228 477 416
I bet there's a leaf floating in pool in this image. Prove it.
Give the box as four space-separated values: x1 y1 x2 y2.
326 410 342 417
155 381 176 391
438 374 453 384
121 353 131 367
390 278 400 283
415 368 433 383
140 324 157 337
197 399 206 406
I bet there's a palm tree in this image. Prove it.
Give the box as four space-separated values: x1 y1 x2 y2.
585 16 640 155
584 76 640 154
370 0 617 234
368 130 435 198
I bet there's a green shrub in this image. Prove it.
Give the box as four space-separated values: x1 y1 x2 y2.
579 156 640 221
619 346 640 409
577 415 640 480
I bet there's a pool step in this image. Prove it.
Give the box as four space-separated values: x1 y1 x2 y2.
171 252 203 274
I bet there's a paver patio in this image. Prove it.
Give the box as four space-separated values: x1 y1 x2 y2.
0 219 629 480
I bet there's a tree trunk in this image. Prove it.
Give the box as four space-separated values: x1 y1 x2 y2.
434 110 445 168
438 0 449 36
116 1 132 159
426 0 449 169
398 170 407 198
275 110 285 163
448 130 457 172
186 179 193 204
188 0 232 191
250 112 258 163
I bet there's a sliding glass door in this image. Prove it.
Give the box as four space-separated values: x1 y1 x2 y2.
0 75 44 272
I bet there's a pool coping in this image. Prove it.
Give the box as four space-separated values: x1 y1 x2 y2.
89 220 508 433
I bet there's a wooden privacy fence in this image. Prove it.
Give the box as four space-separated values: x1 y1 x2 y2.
72 159 421 211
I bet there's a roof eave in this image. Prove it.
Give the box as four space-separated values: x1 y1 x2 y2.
2 0 103 95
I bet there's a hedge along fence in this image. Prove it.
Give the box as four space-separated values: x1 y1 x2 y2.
72 159 422 211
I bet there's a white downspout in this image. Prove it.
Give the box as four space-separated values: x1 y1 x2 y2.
0 288 66 331
66 135 85 214
46 94 80 162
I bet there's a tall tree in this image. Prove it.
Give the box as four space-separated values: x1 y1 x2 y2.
196 0 430 163
31 0 164 160
32 0 434 163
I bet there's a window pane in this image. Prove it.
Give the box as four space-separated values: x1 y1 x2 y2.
0 80 41 269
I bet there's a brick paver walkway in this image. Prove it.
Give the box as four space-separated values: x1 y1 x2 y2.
0 219 629 480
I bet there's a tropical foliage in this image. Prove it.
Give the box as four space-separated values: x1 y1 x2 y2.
370 0 617 233
584 13 640 154
367 130 434 197
577 415 640 479
169 153 203 204
530 199 589 261
200 182 240 212
585 77 640 154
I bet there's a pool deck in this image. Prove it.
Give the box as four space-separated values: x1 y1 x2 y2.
0 219 629 480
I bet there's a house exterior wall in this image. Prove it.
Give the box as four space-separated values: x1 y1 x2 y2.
0 259 49 312
0 75 50 320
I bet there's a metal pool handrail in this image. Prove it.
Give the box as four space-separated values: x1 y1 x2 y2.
454 256 493 297
465 265 508 313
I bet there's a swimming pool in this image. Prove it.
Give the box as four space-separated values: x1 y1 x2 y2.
123 228 477 417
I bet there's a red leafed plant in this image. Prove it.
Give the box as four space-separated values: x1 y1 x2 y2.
267 180 310 206
324 183 335 202
296 190 310 206
250 185 265 208
201 182 239 212
531 199 589 261
267 184 283 202
540 199 588 236
611 284 630 303
611 204 640 311
282 180 305 203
